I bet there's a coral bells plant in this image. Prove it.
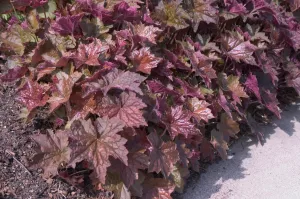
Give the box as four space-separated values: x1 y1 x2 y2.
1 0 300 197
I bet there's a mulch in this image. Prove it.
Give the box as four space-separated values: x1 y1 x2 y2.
0 84 106 199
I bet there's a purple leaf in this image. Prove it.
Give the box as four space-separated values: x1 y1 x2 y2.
101 68 146 95
173 77 204 99
51 14 83 36
225 0 247 14
72 38 109 68
163 106 197 140
0 66 27 82
95 91 147 127
244 73 261 101
147 131 179 177
130 47 161 74
262 89 281 119
218 90 232 118
16 80 49 113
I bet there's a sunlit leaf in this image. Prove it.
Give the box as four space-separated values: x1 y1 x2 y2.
69 117 127 184
153 1 190 30
130 47 161 74
30 130 70 178
96 91 147 127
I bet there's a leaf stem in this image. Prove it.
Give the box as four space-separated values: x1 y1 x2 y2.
9 0 20 22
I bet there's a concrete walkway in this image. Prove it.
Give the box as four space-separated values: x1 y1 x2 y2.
178 103 300 199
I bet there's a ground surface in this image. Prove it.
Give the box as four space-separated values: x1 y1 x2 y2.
1 83 299 199
0 84 106 199
177 103 300 199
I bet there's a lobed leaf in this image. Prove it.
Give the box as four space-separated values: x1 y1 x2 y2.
69 117 127 184
96 91 147 127
30 130 71 178
147 131 179 177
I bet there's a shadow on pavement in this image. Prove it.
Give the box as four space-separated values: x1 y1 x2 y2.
174 102 300 199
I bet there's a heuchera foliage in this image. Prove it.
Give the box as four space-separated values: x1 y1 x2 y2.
1 0 300 197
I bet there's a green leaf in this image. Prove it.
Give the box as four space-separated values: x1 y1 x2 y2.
0 24 35 55
37 0 57 19
153 1 190 30
210 128 228 160
103 172 131 199
80 16 112 37
170 165 189 193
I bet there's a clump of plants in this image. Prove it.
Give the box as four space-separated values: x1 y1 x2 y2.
0 0 299 198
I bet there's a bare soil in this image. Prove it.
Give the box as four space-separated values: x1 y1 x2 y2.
0 84 106 199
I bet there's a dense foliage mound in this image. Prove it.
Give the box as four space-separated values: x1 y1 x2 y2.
1 0 300 198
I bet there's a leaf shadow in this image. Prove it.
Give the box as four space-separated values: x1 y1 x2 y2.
173 101 300 199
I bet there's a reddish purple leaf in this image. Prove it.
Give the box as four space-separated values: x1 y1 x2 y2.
227 75 249 105
288 0 300 11
164 49 192 71
47 72 82 112
36 62 56 80
287 76 300 95
191 51 217 84
17 80 49 112
147 80 179 96
30 130 70 178
173 77 204 99
187 97 214 122
76 0 109 19
163 106 197 139
244 73 261 101
73 38 109 68
0 66 27 82
101 68 146 95
142 177 175 199
250 0 284 25
69 117 127 184
31 39 70 66
132 23 161 44
184 0 218 32
147 131 179 177
51 14 83 36
153 0 189 30
130 47 161 74
69 95 96 121
110 151 149 188
218 113 240 142
256 52 278 85
96 91 147 127
225 0 247 14
262 89 281 119
221 33 257 65
152 60 174 80
200 138 214 161
188 149 200 172
218 90 232 118
176 141 190 168
112 2 139 22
